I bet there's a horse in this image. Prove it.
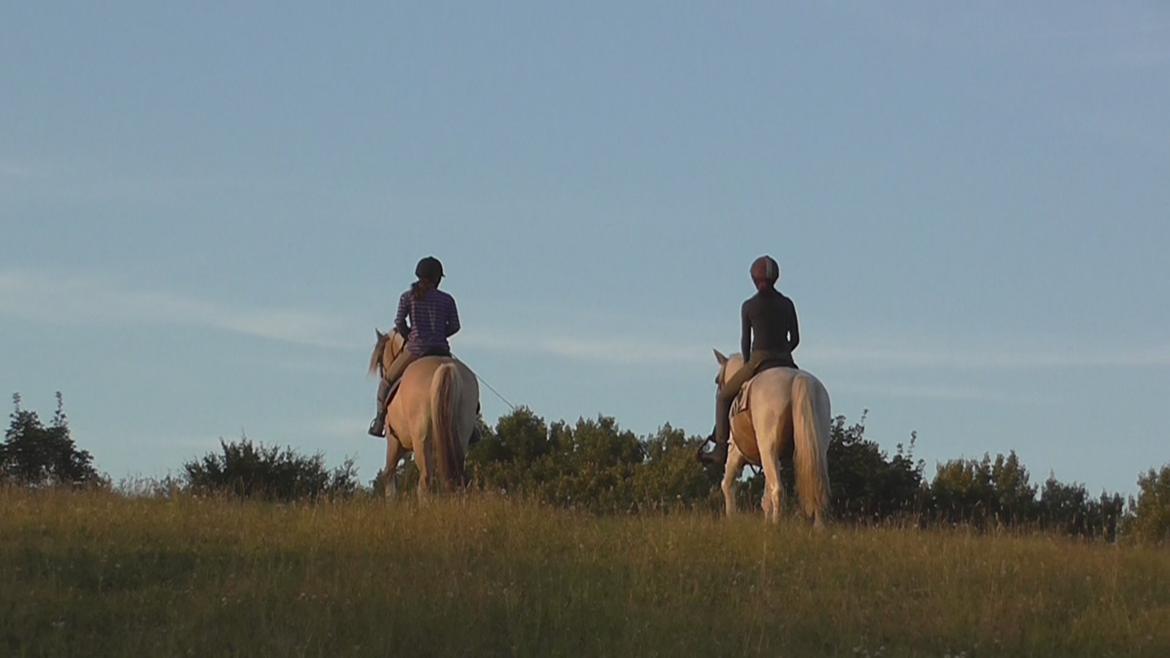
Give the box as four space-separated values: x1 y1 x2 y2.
368 329 480 499
713 349 832 527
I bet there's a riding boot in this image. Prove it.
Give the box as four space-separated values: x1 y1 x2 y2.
368 377 390 437
698 395 733 464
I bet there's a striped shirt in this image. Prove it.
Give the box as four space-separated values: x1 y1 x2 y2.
395 288 460 356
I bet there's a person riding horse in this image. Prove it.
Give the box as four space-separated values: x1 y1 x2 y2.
369 256 461 437
698 255 800 464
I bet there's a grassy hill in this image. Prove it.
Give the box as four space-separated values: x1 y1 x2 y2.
3 488 1168 657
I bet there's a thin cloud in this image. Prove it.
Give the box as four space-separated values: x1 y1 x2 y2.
833 382 1054 405
0 160 34 178
805 345 1170 370
464 329 1170 371
0 269 358 349
459 331 711 366
5 268 1166 371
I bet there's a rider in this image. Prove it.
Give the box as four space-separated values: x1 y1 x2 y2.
699 255 800 464
368 256 461 437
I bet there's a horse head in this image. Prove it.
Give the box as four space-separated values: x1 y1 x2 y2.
369 329 408 377
712 349 745 388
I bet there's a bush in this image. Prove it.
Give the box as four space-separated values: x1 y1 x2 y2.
182 436 358 502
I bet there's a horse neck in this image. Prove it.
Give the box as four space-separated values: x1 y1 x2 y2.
722 355 746 387
384 332 407 369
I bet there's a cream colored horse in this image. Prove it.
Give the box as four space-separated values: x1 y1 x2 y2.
714 350 832 527
368 330 480 498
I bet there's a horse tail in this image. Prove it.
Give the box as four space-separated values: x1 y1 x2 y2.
429 362 465 489
368 331 389 377
792 371 832 520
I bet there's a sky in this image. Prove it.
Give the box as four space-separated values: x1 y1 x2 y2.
2 2 1168 495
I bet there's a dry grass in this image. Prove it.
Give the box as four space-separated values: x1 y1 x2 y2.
2 488 1168 657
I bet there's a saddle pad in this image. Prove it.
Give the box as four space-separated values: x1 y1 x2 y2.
731 378 761 466
731 377 757 416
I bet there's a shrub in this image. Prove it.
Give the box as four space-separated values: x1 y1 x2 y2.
182 436 358 502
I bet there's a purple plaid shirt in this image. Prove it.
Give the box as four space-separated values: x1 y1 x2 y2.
395 288 460 356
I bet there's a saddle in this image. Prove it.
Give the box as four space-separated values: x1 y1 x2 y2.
729 361 796 467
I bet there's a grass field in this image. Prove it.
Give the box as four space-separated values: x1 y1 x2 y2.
2 488 1168 657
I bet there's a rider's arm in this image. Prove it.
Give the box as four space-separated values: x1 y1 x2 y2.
740 302 753 363
394 293 411 337
788 301 800 353
445 297 461 337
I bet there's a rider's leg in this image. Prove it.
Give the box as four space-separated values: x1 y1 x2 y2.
369 351 418 436
701 362 758 464
368 376 392 437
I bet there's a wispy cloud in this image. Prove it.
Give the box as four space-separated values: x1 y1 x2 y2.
805 345 1170 370
0 269 358 349
0 160 34 178
4 268 1167 371
833 382 1054 405
463 328 1170 371
461 332 712 366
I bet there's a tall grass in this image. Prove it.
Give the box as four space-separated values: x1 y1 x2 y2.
2 488 1168 657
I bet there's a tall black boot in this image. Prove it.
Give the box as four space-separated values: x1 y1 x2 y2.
698 395 733 464
368 377 390 437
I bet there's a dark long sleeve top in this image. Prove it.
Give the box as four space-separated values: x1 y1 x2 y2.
741 289 799 363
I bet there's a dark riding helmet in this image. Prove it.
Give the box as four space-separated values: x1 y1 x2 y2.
750 255 780 285
415 256 444 281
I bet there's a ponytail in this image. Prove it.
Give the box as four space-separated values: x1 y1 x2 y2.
412 278 437 301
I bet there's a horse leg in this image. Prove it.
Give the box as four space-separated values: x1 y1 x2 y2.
383 439 402 500
722 444 746 517
414 437 431 505
760 444 784 525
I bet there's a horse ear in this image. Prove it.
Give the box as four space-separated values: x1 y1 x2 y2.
376 329 384 339
713 349 728 365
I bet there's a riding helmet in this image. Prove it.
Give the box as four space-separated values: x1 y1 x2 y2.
750 255 780 284
415 256 444 281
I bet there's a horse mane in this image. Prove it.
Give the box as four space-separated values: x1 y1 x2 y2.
368 331 389 377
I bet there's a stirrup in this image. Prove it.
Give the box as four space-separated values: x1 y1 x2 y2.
696 434 727 465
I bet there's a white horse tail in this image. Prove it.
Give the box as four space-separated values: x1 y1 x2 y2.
429 362 465 489
792 371 832 519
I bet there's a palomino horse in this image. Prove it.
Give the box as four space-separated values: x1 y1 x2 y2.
368 330 480 498
714 350 832 527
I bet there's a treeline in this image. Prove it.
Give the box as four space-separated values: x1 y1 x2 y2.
4 394 1169 544
459 408 1129 542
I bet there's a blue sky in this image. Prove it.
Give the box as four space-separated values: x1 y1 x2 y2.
2 2 1168 494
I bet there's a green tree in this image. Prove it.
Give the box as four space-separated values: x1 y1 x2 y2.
1037 476 1125 541
633 424 720 511
827 414 924 522
1 393 99 486
928 451 1036 528
1126 464 1170 545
